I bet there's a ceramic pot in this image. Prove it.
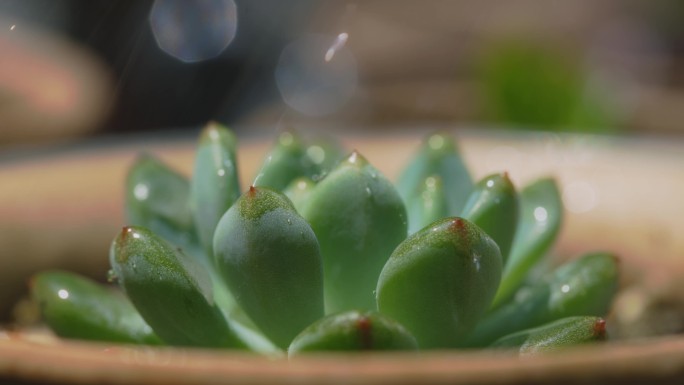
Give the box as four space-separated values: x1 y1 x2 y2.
1 129 683 384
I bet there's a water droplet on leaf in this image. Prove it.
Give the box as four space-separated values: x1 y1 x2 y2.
106 270 118 283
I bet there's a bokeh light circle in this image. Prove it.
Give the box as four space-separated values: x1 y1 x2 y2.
275 34 358 116
150 0 238 63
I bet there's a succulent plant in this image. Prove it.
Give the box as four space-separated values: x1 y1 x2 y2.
490 316 607 356
31 123 620 356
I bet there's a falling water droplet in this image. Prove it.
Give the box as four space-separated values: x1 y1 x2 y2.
325 32 349 62
252 155 272 186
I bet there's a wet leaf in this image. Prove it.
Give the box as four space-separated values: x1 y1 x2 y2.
31 270 161 345
301 151 407 313
190 122 240 258
492 177 562 308
288 310 418 355
465 252 619 347
110 226 245 349
214 187 324 349
462 172 519 265
377 217 502 348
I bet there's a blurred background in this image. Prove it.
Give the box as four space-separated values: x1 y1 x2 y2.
2 0 684 148
2 0 684 336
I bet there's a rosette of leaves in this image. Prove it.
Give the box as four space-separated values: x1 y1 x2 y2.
31 123 619 355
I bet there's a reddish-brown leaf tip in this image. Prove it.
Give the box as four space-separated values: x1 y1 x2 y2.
593 318 607 340
356 315 373 350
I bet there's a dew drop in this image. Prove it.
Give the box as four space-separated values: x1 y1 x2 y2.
472 253 482 271
561 284 570 293
533 207 548 222
134 183 150 201
348 151 359 164
106 270 118 283
57 289 69 300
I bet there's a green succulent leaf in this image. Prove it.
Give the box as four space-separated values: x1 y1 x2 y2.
464 252 619 347
213 186 324 349
190 122 241 258
397 133 473 219
301 151 408 313
34 126 622 356
461 172 519 265
31 270 161 345
288 310 418 355
491 316 606 356
377 217 502 349
253 130 320 191
283 176 316 214
406 175 449 234
492 177 563 308
125 154 196 250
109 226 246 349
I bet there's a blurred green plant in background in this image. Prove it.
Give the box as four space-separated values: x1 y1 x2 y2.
478 41 618 134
